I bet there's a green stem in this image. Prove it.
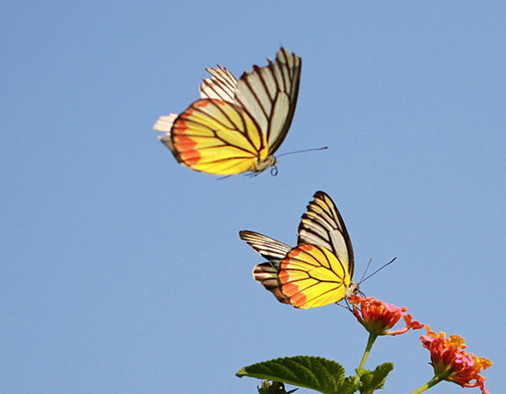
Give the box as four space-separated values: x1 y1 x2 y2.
353 333 378 387
409 375 444 394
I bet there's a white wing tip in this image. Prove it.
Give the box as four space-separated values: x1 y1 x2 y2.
153 114 177 133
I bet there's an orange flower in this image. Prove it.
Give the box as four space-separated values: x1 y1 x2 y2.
348 295 424 335
420 326 492 394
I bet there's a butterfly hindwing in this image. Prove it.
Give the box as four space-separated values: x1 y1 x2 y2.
162 99 267 175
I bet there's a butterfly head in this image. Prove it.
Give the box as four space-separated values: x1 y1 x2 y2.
252 155 277 173
346 281 360 298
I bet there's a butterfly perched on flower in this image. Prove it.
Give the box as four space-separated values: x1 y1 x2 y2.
239 191 359 309
153 48 301 176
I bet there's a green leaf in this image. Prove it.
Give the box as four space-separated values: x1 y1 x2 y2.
357 363 394 394
237 356 345 394
257 381 298 393
339 377 361 394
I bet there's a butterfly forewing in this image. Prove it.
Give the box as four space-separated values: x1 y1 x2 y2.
234 48 301 156
298 191 355 278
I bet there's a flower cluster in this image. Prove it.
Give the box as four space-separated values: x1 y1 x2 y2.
420 326 492 394
348 296 492 392
348 295 424 336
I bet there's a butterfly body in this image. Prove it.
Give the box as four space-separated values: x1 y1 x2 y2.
154 48 301 176
240 191 359 309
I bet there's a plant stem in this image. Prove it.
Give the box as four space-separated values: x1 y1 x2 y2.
409 375 444 394
352 333 378 386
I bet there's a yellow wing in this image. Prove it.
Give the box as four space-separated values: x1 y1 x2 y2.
240 191 359 309
277 244 354 309
154 48 301 175
159 99 269 175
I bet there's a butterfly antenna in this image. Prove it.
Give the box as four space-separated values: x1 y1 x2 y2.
359 257 397 285
358 258 374 284
276 146 328 159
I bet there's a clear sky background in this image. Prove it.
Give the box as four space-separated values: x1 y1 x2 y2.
1 2 504 393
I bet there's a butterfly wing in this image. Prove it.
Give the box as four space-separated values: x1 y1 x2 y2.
157 99 269 175
239 230 292 263
297 191 355 279
277 243 354 309
199 66 238 102
239 230 291 304
234 48 301 155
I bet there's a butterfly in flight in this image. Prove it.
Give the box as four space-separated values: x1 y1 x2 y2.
154 48 301 176
239 191 359 309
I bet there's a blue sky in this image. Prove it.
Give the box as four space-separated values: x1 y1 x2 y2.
1 1 504 393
